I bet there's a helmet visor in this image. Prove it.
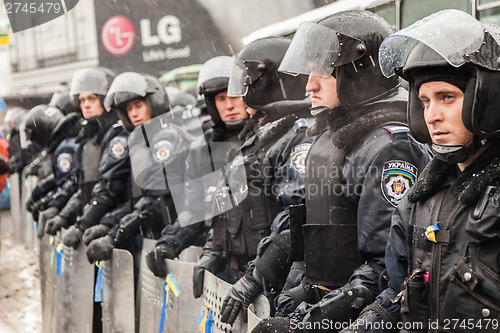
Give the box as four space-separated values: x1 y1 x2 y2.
279 21 365 78
104 72 149 111
379 9 485 78
69 68 109 97
227 55 250 97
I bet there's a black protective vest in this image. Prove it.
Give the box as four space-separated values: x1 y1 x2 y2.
79 138 100 204
218 136 280 260
303 128 364 287
403 186 500 332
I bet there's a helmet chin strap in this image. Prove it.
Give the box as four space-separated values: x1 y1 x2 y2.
225 119 246 131
432 137 487 164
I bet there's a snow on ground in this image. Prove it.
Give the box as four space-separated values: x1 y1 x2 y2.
0 209 42 332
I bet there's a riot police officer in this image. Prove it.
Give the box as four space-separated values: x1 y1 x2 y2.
253 10 432 332
44 68 118 237
82 72 184 262
346 10 500 333
28 110 82 233
26 89 81 225
201 37 314 325
22 104 65 221
145 55 250 278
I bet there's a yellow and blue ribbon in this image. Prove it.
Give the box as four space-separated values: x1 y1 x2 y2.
94 261 103 302
197 306 214 333
56 243 64 275
425 223 440 243
158 273 181 333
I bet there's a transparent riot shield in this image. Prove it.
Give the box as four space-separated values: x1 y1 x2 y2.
54 240 95 333
20 173 37 249
101 248 135 333
8 173 21 243
138 239 203 333
39 233 58 333
202 270 271 333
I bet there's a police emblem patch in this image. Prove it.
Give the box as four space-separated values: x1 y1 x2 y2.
381 160 418 207
57 153 72 173
109 137 128 159
153 140 174 162
290 143 311 175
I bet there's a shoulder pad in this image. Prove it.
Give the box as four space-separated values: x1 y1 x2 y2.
293 118 309 132
383 125 409 134
113 121 124 129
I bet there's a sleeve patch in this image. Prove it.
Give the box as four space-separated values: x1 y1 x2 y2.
290 143 311 175
109 136 128 160
57 153 72 173
381 160 418 207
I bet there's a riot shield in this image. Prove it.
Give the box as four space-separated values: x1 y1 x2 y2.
39 233 58 333
202 270 271 333
8 173 21 243
101 248 135 333
20 173 37 249
138 240 203 333
54 241 95 333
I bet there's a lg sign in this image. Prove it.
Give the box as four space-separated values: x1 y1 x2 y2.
101 16 136 56
102 15 182 57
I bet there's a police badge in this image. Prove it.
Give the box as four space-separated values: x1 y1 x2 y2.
290 143 311 175
57 153 72 173
381 160 417 207
109 136 128 159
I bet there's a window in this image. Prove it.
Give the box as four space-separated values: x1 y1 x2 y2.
479 5 500 25
371 3 397 28
401 0 471 27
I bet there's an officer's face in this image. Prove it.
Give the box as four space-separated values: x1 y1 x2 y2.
419 81 473 146
79 92 104 119
306 74 340 109
214 91 248 122
126 98 151 127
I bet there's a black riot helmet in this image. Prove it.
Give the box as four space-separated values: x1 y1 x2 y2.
228 37 307 110
104 72 170 131
379 9 500 162
49 89 76 116
51 112 82 150
22 105 64 148
279 10 398 106
69 67 115 110
198 56 232 126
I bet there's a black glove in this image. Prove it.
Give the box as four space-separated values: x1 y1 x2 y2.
45 215 70 235
145 243 177 277
192 249 226 298
62 225 84 248
220 275 263 324
82 224 111 246
86 236 114 263
37 207 59 238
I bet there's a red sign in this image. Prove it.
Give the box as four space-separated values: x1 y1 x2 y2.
101 16 135 56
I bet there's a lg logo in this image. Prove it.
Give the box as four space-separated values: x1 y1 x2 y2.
101 16 136 57
102 15 182 57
